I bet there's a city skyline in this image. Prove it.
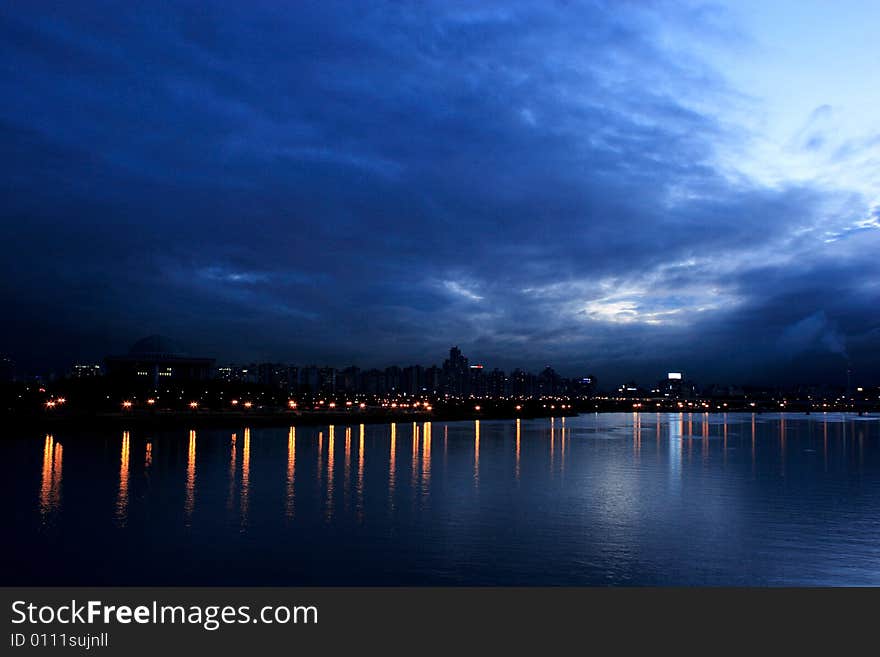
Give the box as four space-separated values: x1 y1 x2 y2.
0 330 873 389
1 2 879 385
4 337 873 396
5 1 880 601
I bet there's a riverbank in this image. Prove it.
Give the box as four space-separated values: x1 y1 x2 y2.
3 404 877 436
0 406 578 435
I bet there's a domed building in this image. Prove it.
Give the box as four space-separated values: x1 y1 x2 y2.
128 335 186 359
105 335 215 387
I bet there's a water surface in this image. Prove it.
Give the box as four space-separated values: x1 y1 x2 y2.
5 413 880 585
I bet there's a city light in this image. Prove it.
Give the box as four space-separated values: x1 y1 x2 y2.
6 340 877 428
5 0 880 594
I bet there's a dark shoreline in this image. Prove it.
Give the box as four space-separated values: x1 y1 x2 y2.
3 406 876 436
0 408 577 435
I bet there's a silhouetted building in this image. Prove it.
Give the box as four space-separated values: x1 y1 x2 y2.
69 363 103 379
469 364 487 396
511 368 536 397
299 366 320 392
442 346 470 396
487 368 508 397
318 367 336 395
361 368 385 394
538 366 561 396
424 365 442 395
257 363 297 392
657 372 696 399
216 364 258 384
384 366 402 394
402 365 424 394
617 381 643 398
105 335 214 388
338 366 360 394
575 375 596 397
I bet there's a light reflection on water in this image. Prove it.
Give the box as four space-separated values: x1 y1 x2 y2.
515 418 521 482
356 424 365 521
7 412 880 586
410 422 419 494
184 430 195 527
226 432 236 514
344 427 351 513
422 422 431 500
326 425 334 521
285 427 295 521
389 422 396 511
240 427 250 530
39 434 62 521
115 431 130 527
473 419 480 488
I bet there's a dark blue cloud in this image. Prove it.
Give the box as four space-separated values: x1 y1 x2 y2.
1 1 877 385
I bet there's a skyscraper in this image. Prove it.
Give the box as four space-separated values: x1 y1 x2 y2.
442 346 470 396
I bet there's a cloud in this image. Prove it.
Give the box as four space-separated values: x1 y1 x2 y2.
778 311 848 360
441 280 484 303
0 1 878 384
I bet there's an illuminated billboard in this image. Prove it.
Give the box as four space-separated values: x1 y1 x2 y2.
667 372 682 380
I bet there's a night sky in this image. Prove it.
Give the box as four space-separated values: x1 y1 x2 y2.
1 1 878 385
